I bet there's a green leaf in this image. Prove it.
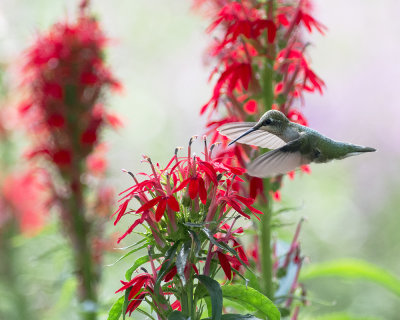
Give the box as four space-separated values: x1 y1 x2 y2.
167 310 188 320
302 312 380 320
196 275 222 320
221 285 280 320
176 241 191 286
188 229 201 257
184 222 208 228
107 295 124 320
107 242 148 267
204 315 258 320
116 238 148 250
300 259 400 298
244 270 261 293
125 254 162 281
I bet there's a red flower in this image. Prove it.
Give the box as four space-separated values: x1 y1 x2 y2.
202 62 252 114
136 194 180 222
21 12 120 172
2 169 50 235
116 273 154 315
209 2 276 49
287 109 308 126
244 99 258 114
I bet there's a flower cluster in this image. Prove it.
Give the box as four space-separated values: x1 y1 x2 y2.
197 0 325 181
16 2 121 313
20 7 121 174
113 137 261 316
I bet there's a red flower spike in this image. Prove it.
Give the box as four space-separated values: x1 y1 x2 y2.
21 12 120 174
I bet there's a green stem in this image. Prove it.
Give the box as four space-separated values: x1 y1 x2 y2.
259 191 274 299
262 58 274 111
260 60 274 300
64 173 98 320
258 0 276 301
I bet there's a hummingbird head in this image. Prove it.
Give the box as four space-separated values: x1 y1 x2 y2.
254 110 289 134
227 110 290 146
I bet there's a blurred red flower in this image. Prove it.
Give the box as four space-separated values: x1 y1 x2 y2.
2 169 49 235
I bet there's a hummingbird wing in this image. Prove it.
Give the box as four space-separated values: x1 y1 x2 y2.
217 122 286 149
246 137 310 178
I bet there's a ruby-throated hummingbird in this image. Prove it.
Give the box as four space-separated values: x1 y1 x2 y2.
218 110 376 178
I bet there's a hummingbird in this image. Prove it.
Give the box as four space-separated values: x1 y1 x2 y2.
217 110 376 178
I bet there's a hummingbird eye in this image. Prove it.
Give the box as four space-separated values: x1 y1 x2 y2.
263 118 272 126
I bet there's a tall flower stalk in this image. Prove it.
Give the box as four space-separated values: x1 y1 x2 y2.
18 2 121 319
195 0 325 315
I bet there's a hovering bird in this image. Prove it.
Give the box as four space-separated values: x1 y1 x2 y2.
217 110 376 178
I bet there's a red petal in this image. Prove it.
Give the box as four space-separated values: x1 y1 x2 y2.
198 178 207 204
172 178 190 193
217 251 232 280
228 199 250 219
199 161 218 184
136 196 162 213
113 199 130 225
167 195 180 212
171 300 181 311
164 266 177 282
233 240 248 265
126 293 145 314
249 177 263 200
244 99 257 114
117 213 147 243
191 264 199 275
188 178 199 199
116 274 148 294
155 198 167 222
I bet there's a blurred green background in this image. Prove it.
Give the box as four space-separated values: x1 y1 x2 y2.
0 0 399 319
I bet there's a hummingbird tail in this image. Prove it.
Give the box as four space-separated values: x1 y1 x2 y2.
358 146 376 153
341 145 376 159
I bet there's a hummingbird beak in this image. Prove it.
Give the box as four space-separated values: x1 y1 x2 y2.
227 126 259 147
